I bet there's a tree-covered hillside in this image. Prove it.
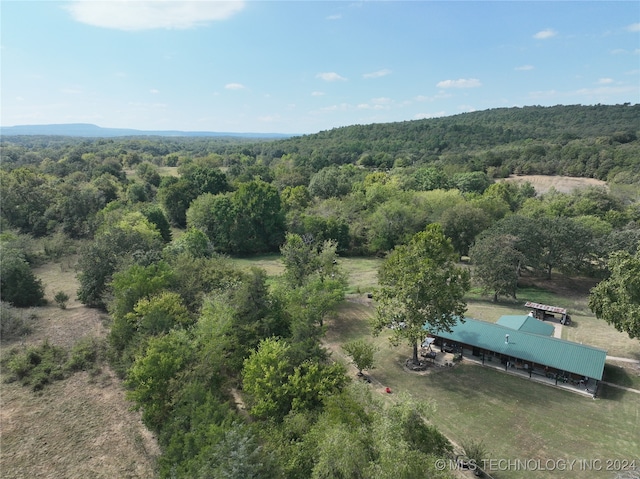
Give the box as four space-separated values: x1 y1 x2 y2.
3 104 639 183
254 104 639 181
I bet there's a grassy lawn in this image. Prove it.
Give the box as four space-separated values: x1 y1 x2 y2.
231 253 284 277
230 254 383 294
326 301 640 479
563 314 640 360
237 251 640 476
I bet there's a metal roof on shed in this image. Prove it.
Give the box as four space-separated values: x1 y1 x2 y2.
426 318 607 380
525 301 567 315
496 315 555 336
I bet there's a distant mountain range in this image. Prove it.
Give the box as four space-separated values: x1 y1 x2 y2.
0 123 293 139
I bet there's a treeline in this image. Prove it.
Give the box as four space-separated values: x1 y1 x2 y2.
1 105 639 284
3 104 640 182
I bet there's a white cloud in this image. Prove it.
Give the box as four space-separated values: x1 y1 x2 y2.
150 88 160 94
363 69 391 79
515 65 534 71
436 78 482 89
319 103 350 112
597 78 614 85
627 23 640 32
225 83 245 90
533 29 557 40
357 97 393 110
326 14 342 20
311 91 325 96
316 72 347 82
65 0 245 31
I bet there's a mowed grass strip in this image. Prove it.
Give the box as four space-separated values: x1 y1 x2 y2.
230 254 382 293
326 300 640 479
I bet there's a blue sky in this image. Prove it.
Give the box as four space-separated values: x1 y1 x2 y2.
1 1 639 134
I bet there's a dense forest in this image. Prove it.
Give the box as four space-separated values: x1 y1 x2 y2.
1 104 639 477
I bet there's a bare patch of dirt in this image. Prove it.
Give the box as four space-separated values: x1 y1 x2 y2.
500 175 607 194
0 259 160 479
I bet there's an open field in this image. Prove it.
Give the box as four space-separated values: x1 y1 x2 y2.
231 254 383 294
325 298 640 479
500 175 608 194
0 260 159 479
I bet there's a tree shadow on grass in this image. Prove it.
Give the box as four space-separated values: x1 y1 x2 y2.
597 383 629 401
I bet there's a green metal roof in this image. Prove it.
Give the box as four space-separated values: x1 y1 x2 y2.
496 315 555 336
427 318 607 380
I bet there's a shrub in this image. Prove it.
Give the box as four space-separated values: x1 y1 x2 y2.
0 301 31 340
54 291 70 310
66 337 105 375
2 341 68 391
0 247 46 307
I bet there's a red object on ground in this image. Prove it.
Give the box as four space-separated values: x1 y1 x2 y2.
385 387 392 394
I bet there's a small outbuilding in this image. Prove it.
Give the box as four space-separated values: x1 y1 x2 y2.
524 301 571 325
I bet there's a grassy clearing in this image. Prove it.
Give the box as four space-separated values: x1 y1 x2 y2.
231 253 284 277
1 369 159 479
563 314 640 359
0 259 160 478
229 254 383 293
325 301 640 479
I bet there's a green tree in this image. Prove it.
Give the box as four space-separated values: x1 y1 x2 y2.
55 181 108 238
343 340 378 376
187 193 236 253
126 329 194 432
440 202 491 257
157 177 197 227
199 424 274 479
76 211 164 307
0 168 56 236
0 245 45 307
373 224 470 364
367 199 420 254
470 233 524 302
280 233 319 288
164 227 212 258
232 180 285 254
589 250 640 339
180 163 230 196
141 205 172 243
109 261 173 321
452 171 492 194
308 166 353 199
242 337 293 420
125 291 192 337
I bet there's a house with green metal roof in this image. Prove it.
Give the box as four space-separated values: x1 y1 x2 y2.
424 317 607 396
496 315 555 336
